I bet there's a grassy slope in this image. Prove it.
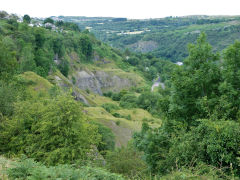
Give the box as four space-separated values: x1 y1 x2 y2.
84 93 161 147
0 156 11 180
15 26 158 147
21 71 160 147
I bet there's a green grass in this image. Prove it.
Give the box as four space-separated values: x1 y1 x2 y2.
116 108 161 125
84 104 161 147
20 71 53 98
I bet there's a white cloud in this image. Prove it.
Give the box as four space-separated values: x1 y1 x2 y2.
1 0 240 19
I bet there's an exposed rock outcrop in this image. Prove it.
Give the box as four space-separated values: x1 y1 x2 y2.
129 40 158 53
73 70 135 95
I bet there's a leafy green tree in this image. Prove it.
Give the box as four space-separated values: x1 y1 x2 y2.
134 120 240 176
216 41 240 120
133 123 170 174
0 39 17 80
78 35 93 60
0 82 17 116
58 59 69 77
106 145 147 178
44 18 54 24
169 120 240 175
19 44 37 73
34 28 46 49
165 33 221 128
119 93 138 108
93 122 115 154
0 11 8 19
127 56 139 66
137 92 160 113
0 95 100 165
23 14 31 24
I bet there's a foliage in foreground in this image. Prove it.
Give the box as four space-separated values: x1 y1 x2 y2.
105 145 148 179
133 120 240 178
3 157 124 180
133 34 240 178
0 95 100 165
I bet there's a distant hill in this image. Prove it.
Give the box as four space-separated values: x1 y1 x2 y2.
55 15 240 62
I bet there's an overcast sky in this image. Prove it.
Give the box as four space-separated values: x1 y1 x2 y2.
1 0 240 19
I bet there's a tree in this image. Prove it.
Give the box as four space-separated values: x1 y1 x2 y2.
169 120 240 175
44 18 54 24
133 123 170 174
19 44 37 73
0 95 100 165
134 120 240 176
78 35 93 60
93 122 115 154
23 14 31 24
106 145 147 178
165 33 221 128
0 11 8 19
216 41 240 120
0 39 17 81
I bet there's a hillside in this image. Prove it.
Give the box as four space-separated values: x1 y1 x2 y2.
2 11 240 179
0 11 161 148
57 15 240 62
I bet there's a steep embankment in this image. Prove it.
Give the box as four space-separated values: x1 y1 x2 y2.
0 14 160 147
21 52 159 147
21 70 160 147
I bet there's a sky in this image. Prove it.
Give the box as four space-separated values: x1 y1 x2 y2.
1 0 240 19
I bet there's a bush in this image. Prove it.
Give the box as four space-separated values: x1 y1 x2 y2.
119 93 138 108
6 157 124 180
111 90 128 101
102 103 120 113
93 122 115 154
105 145 147 178
134 120 240 176
58 59 69 77
113 112 121 118
0 95 100 165
133 123 171 174
160 163 233 180
137 92 160 113
103 91 113 98
116 120 121 126
169 120 240 175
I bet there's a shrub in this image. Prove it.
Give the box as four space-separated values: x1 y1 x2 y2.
134 120 240 176
86 89 90 94
72 76 76 85
111 90 128 101
116 120 121 126
103 91 113 98
102 103 120 113
119 93 137 108
113 112 121 118
58 59 69 77
126 114 131 120
6 157 125 180
137 92 160 113
169 120 240 175
105 145 147 178
92 122 115 154
0 95 100 165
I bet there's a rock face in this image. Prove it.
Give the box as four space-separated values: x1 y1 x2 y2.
75 71 102 94
73 70 134 95
53 75 90 105
129 40 158 53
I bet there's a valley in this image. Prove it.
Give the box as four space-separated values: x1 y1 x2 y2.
1 10 240 180
56 15 240 62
